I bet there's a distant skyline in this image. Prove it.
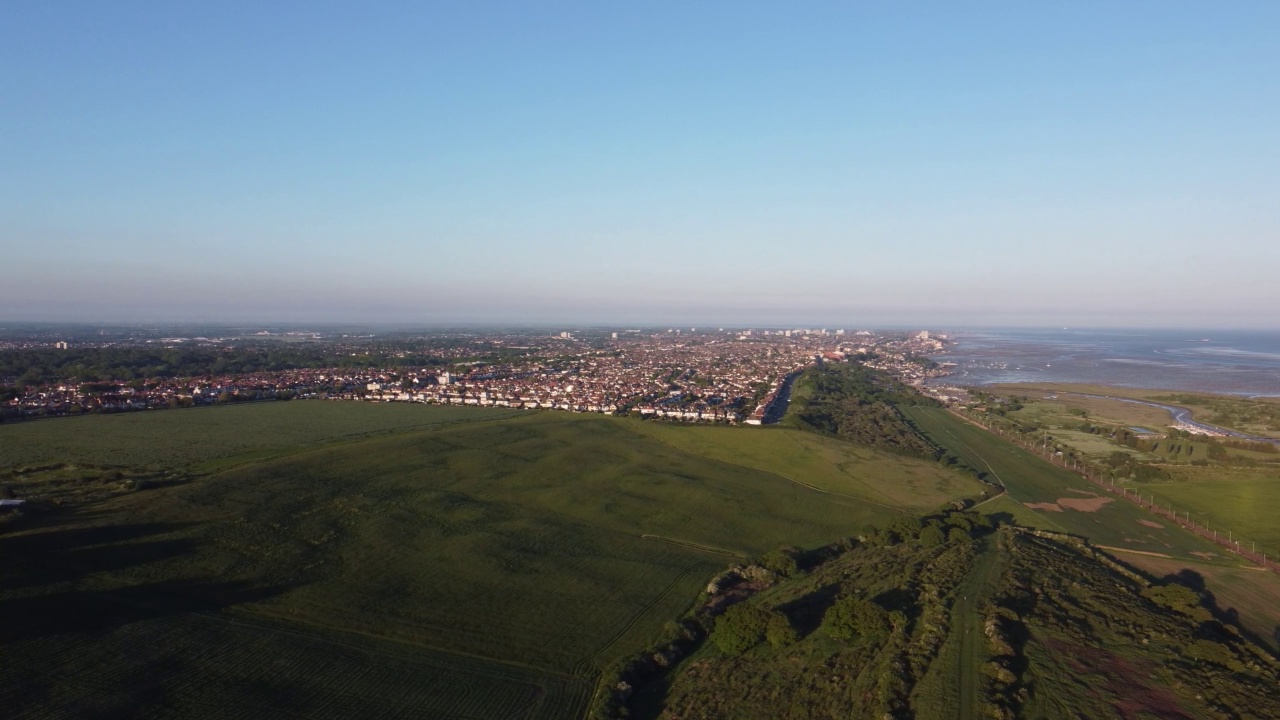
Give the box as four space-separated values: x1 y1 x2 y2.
4 2 1278 327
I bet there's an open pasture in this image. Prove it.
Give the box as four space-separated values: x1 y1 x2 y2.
901 407 1227 560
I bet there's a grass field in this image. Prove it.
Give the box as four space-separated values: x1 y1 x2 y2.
1 403 958 719
632 422 986 511
901 407 1229 560
0 401 524 471
1145 465 1280 559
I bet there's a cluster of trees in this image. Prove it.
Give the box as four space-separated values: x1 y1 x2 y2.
862 510 991 548
792 364 939 458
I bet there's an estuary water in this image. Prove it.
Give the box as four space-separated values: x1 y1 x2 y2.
928 329 1280 397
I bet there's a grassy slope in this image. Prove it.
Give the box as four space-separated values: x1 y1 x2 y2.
901 407 1228 560
631 421 985 511
1146 465 1280 558
3 404 970 719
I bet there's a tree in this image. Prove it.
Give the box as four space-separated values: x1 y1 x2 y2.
712 604 770 656
824 595 889 641
761 546 801 576
766 612 798 648
918 524 946 548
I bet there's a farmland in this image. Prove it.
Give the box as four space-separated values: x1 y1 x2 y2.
1 402 950 718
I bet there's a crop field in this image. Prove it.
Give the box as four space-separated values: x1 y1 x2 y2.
901 407 1228 560
1 404 948 718
632 422 986 511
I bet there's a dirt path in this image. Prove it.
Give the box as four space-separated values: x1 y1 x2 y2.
638 534 745 558
954 539 999 720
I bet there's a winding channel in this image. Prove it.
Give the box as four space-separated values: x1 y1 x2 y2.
1067 392 1280 445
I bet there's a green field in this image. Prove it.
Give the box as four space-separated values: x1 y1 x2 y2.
1147 466 1280 558
633 423 986 511
0 400 523 471
901 407 1229 560
1 402 957 719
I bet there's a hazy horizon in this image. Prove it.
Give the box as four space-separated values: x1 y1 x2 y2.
4 3 1278 327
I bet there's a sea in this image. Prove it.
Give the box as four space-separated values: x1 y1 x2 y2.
927 329 1280 397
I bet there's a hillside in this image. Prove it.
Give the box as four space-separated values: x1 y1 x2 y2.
631 526 1279 720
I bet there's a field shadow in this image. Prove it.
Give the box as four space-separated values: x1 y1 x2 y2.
0 521 201 590
1120 564 1278 656
0 577 294 644
0 519 299 645
987 511 1018 527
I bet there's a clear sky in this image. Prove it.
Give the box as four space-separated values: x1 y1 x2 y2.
3 1 1278 327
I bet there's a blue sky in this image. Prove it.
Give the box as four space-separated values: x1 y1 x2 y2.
3 1 1278 327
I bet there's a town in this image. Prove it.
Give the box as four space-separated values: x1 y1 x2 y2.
0 327 951 424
